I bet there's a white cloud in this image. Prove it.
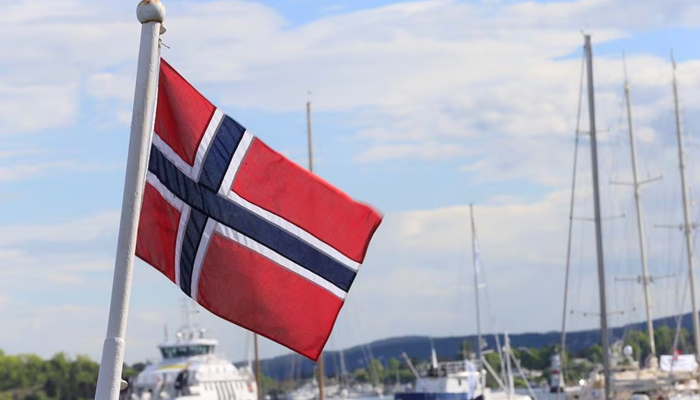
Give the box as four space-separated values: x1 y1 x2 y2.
356 142 472 163
0 160 75 182
0 303 108 358
0 84 77 134
137 0 700 190
0 211 119 246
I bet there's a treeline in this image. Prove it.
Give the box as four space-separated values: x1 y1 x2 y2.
622 325 694 363
0 326 693 399
0 350 142 400
313 326 696 391
482 326 695 387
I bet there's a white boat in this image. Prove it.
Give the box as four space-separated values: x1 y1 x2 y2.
394 348 531 400
126 305 258 400
285 382 318 400
394 206 533 400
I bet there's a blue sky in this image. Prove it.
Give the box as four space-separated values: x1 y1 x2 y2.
2 0 700 367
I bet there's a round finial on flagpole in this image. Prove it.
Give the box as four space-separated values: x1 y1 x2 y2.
137 0 166 24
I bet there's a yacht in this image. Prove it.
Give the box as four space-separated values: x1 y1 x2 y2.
393 348 531 400
394 355 484 400
394 206 534 400
125 306 258 400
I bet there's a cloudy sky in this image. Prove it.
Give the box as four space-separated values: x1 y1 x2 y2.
2 0 700 366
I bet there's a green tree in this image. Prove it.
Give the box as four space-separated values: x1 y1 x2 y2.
458 341 474 360
353 368 369 383
369 359 384 384
482 352 502 389
580 344 603 364
387 358 401 385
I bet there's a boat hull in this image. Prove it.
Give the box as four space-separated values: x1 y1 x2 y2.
395 393 483 400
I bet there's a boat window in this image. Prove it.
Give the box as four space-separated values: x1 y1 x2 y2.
161 345 213 358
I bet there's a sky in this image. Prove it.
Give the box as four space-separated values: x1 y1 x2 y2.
2 0 700 367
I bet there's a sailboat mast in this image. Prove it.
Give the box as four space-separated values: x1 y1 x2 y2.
504 333 514 399
671 54 700 358
340 348 347 387
470 204 483 363
307 98 325 400
584 34 612 400
623 56 656 356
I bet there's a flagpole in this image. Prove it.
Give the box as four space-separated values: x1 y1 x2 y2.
94 2 165 400
255 334 262 400
306 98 325 400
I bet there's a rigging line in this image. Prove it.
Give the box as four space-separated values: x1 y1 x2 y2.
670 94 700 353
672 226 698 354
471 227 505 372
560 46 586 389
606 108 629 332
608 84 627 186
671 186 700 352
670 218 684 326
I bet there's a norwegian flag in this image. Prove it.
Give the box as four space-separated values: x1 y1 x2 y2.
135 59 383 360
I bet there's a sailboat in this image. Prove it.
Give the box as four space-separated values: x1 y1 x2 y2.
394 206 533 400
553 33 615 400
560 35 700 400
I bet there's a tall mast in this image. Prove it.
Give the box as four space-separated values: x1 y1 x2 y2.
339 348 347 387
671 53 700 357
504 333 514 399
584 34 612 400
622 56 656 356
470 204 483 363
308 97 325 400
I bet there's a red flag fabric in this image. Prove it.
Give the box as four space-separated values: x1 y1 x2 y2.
136 59 383 360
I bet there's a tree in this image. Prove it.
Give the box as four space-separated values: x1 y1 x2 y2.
622 326 694 364
580 344 603 364
482 352 502 389
387 358 401 385
353 368 369 383
369 359 384 385
458 341 474 360
130 362 147 373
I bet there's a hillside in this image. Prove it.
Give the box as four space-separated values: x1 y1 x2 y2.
248 311 695 380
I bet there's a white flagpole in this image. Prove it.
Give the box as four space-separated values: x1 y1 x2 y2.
94 1 165 400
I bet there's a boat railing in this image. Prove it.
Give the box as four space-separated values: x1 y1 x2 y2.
420 361 474 377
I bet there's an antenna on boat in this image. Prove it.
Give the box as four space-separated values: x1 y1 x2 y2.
180 298 190 328
583 33 612 400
